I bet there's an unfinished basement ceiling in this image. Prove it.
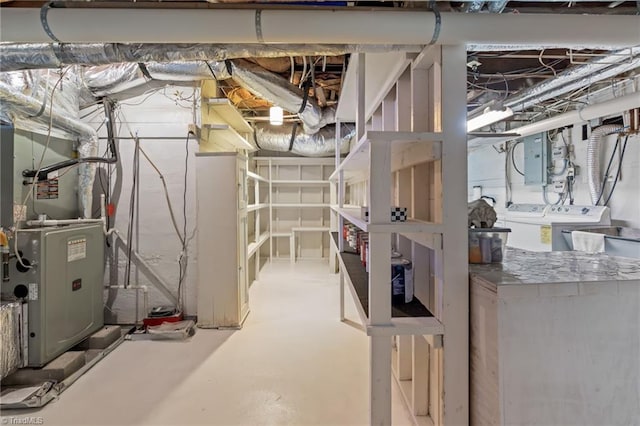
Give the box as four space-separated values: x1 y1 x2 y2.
0 0 639 151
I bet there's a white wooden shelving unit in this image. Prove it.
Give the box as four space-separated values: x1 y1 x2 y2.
330 46 467 425
247 170 270 285
255 157 334 263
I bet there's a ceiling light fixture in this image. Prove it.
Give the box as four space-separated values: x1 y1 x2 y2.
467 106 514 132
269 106 284 126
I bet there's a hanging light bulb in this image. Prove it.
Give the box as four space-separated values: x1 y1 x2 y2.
269 106 284 126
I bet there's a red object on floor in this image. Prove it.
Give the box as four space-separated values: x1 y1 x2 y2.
142 311 183 327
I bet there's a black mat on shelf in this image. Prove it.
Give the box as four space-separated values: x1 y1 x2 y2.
332 233 433 318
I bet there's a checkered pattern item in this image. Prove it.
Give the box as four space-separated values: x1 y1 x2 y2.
390 207 407 222
361 207 408 222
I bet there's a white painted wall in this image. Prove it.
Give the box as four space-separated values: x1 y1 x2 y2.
468 124 640 229
86 88 199 324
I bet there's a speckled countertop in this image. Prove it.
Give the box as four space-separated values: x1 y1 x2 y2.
469 249 640 285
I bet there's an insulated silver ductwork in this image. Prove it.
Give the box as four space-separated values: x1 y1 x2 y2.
253 123 354 157
587 124 624 205
0 43 418 73
505 47 640 113
0 75 98 218
463 1 486 13
82 62 219 97
83 58 333 134
487 0 510 13
231 59 333 134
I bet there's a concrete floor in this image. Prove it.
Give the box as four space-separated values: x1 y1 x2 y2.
10 260 414 426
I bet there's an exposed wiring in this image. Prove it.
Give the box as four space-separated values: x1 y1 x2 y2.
299 56 307 89
123 135 140 290
289 57 295 84
538 49 558 78
595 136 621 206
542 184 564 205
602 135 630 207
137 146 185 246
505 143 513 206
177 132 191 312
499 72 509 102
510 141 525 176
14 67 70 270
23 100 119 181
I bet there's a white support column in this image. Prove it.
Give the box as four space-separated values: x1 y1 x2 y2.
356 53 366 142
440 44 469 426
368 139 392 426
268 159 273 262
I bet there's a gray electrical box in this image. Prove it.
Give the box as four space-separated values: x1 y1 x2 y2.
2 224 104 367
523 133 550 186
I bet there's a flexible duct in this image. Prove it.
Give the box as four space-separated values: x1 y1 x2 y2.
0 76 98 218
0 43 418 72
1 9 639 47
254 123 354 157
463 1 486 13
83 59 333 134
587 124 624 205
487 0 510 13
505 47 640 113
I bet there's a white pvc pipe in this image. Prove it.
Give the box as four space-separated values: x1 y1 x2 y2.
1 9 639 47
468 91 640 148
26 218 103 226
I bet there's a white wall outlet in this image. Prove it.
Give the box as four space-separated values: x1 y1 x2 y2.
552 178 566 193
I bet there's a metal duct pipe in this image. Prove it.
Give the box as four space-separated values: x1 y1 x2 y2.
505 47 640 113
487 0 510 13
0 80 96 141
83 59 332 134
231 59 332 134
0 43 419 73
467 91 640 149
463 1 486 13
1 9 639 47
468 44 640 51
587 124 624 205
0 79 98 218
253 123 354 157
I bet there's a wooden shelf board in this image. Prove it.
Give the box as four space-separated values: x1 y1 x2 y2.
332 206 443 234
331 233 442 337
332 234 368 327
205 98 253 134
200 123 254 151
271 180 330 186
247 203 268 212
272 203 330 208
271 232 292 237
291 227 330 232
329 131 442 181
247 171 269 183
248 232 269 257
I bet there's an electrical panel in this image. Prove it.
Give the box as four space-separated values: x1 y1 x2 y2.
523 133 550 186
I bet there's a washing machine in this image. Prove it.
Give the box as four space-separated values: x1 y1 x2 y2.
503 203 611 251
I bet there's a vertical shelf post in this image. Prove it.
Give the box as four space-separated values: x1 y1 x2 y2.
440 44 469 426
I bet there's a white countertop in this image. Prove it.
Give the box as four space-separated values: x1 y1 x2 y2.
469 249 640 286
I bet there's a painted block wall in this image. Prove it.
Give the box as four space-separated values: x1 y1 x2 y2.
468 125 640 229
86 89 199 324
